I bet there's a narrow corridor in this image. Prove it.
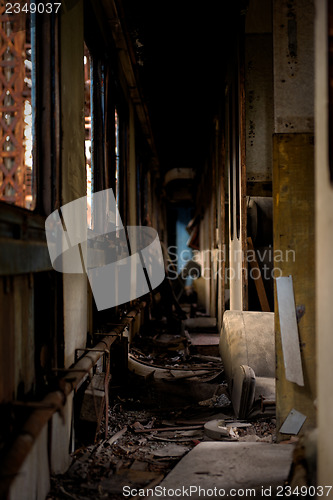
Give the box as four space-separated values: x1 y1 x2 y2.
0 0 330 497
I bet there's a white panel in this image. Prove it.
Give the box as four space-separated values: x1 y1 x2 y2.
276 275 304 386
279 408 307 435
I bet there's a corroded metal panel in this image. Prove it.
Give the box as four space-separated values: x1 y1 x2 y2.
273 0 314 133
0 274 34 403
245 34 273 184
0 276 15 403
0 6 33 208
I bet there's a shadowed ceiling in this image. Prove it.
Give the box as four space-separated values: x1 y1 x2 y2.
121 0 241 176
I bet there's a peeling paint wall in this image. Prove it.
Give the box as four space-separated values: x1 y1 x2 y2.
273 0 314 133
245 36 273 183
245 0 273 187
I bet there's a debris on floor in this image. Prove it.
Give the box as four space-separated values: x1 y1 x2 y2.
48 386 277 499
47 313 277 499
198 393 231 408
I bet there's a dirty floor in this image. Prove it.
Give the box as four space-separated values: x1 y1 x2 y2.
47 313 279 500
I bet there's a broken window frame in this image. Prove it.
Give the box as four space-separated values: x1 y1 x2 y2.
84 42 93 228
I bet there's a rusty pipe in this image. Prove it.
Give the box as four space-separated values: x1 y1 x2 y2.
0 304 142 499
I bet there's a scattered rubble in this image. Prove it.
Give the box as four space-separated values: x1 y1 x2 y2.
48 392 276 499
47 316 276 499
198 393 231 408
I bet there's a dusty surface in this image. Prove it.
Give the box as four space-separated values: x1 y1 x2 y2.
47 315 277 499
47 384 276 499
150 441 294 500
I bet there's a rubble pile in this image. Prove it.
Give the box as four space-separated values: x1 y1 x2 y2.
48 394 276 499
47 316 276 499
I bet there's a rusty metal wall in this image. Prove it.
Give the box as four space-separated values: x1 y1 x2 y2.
0 6 33 209
0 275 34 403
245 34 273 188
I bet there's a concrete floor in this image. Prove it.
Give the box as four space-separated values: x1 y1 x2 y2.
151 441 294 499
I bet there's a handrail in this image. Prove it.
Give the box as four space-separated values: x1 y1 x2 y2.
0 303 143 499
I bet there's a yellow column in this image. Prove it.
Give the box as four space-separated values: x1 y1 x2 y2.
273 134 316 439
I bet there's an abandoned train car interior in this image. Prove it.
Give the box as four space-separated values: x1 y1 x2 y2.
0 0 332 497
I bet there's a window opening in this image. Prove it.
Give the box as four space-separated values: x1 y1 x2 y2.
115 107 120 226
0 6 36 209
84 43 93 227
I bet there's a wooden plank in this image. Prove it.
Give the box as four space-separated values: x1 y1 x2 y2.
247 237 270 312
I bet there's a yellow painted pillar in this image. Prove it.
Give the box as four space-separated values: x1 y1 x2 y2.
273 134 316 438
272 0 316 440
